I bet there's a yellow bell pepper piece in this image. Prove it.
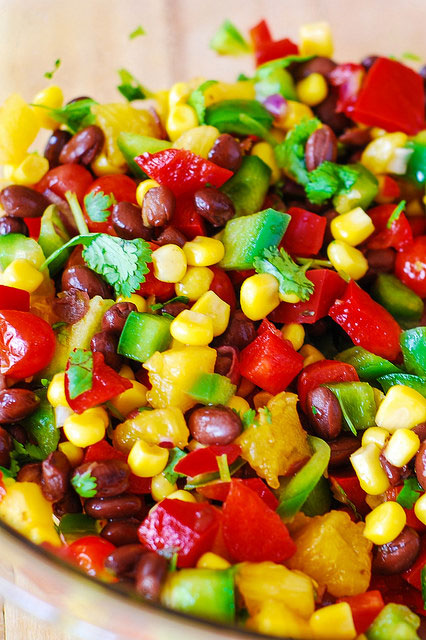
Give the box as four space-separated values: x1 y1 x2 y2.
0 93 40 165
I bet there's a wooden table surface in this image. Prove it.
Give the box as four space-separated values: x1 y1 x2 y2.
0 0 426 637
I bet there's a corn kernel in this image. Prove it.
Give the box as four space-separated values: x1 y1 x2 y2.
276 101 314 130
166 104 198 142
226 395 251 414
350 444 390 495
128 439 169 477
47 372 68 408
175 266 214 301
116 294 147 313
152 244 187 283
136 179 160 208
110 380 148 416
383 428 420 467
327 241 368 280
296 73 328 107
331 207 375 247
361 132 408 175
167 489 197 503
240 273 280 321
170 309 214 346
32 86 64 129
151 473 177 502
196 552 231 570
251 142 281 183
414 492 426 525
191 290 230 336
364 501 406 545
173 125 219 158
300 344 325 367
58 441 84 467
281 323 305 351
183 236 225 267
168 82 190 110
9 153 49 186
375 385 426 432
91 152 126 177
2 259 43 293
63 407 108 448
361 426 389 449
309 602 356 639
118 364 135 380
299 22 334 57
253 391 274 410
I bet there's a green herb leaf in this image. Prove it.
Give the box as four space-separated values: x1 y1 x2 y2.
254 246 315 302
216 454 231 482
402 52 422 61
150 295 190 312
40 378 50 387
256 54 315 73
396 477 423 509
0 452 20 479
67 348 93 400
261 406 272 423
275 118 321 185
117 68 152 101
71 469 97 498
84 190 116 223
386 200 406 229
9 439 44 475
129 25 146 40
238 113 278 146
241 408 257 429
312 406 318 415
44 58 61 79
59 513 98 541
305 161 359 205
210 20 251 56
188 80 218 124
46 99 97 134
163 448 187 485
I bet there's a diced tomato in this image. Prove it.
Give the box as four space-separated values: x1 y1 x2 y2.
208 266 237 312
35 164 93 203
367 204 413 251
329 63 365 117
0 285 30 312
172 194 206 240
84 440 126 463
329 470 369 517
395 236 426 299
198 477 279 511
68 536 116 579
174 444 241 477
83 174 137 234
298 359 359 413
279 207 327 257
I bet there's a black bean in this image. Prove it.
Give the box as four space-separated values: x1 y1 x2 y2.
0 185 50 218
293 56 337 81
161 301 189 317
111 202 151 241
208 134 242 172
306 387 342 440
415 441 426 491
53 288 90 325
379 452 402 487
85 494 142 519
44 129 72 168
17 462 42 484
59 125 104 165
373 527 420 574
413 422 426 441
72 460 130 498
90 331 122 371
305 125 337 172
193 187 235 227
61 265 112 299
366 249 396 273
189 405 242 445
155 225 187 247
105 544 146 577
135 552 168 601
53 490 82 518
0 216 29 236
328 435 361 468
314 89 351 134
0 389 40 424
215 345 240 386
142 185 175 227
214 310 256 350
0 426 12 467
102 302 137 334
41 450 71 502
101 520 140 546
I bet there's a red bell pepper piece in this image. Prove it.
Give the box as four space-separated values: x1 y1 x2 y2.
367 204 413 251
0 285 30 312
174 444 241 477
134 149 233 197
377 175 401 203
65 351 132 413
138 498 220 567
395 235 426 299
297 359 359 413
240 319 304 395
198 477 279 511
222 479 296 563
24 217 42 239
337 591 384 634
270 269 346 325
386 485 426 532
352 57 425 135
249 19 272 48
208 266 237 312
136 242 176 302
172 194 206 240
279 207 327 257
329 470 369 517
329 63 365 117
249 19 298 67
329 280 401 361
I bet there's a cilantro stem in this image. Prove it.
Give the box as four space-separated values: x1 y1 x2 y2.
296 257 333 268
386 200 406 229
65 191 89 235
40 233 97 271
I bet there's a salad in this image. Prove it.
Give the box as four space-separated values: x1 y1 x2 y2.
0 16 425 640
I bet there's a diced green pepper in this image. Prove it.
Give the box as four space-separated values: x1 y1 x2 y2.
336 346 402 382
333 163 378 213
188 373 236 405
38 204 71 276
204 99 273 136
378 373 426 397
324 382 376 434
58 513 98 542
405 140 426 186
255 66 297 101
371 273 424 323
118 311 172 362
300 476 331 517
219 208 290 270
400 327 426 376
117 132 170 178
0 233 45 270
21 389 59 457
366 603 420 640
221 156 271 217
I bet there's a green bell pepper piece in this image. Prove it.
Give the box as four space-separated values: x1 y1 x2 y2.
277 436 330 520
324 382 376 434
336 346 402 382
378 373 426 397
300 476 331 517
118 311 172 363
221 155 271 217
205 99 273 136
117 132 170 178
400 327 426 376
188 373 236 406
255 66 297 101
366 603 420 640
371 273 424 323
58 513 98 543
333 163 378 213
21 389 59 457
38 204 71 276
405 140 426 186
0 233 45 270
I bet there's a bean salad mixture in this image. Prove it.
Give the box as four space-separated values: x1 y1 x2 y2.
0 17 426 640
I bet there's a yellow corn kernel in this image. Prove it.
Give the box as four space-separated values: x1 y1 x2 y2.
296 73 328 107
58 441 84 467
152 244 187 283
280 292 301 304
8 153 49 186
47 372 68 408
226 395 251 414
299 22 334 57
276 101 314 130
248 600 312 639
110 380 148 416
253 391 274 410
251 142 281 184
91 152 126 177
363 501 406 545
240 273 280 321
136 178 160 208
414 492 426 525
350 444 390 495
331 207 375 247
300 344 325 367
175 266 214 301
173 125 219 158
170 309 213 346
361 426 389 449
63 407 108 448
32 86 64 129
327 241 368 280
361 132 408 175
116 293 147 313
166 104 198 142
383 428 420 467
183 236 225 267
0 93 40 165
191 290 230 336
151 473 177 502
168 82 190 110
204 81 255 106
196 552 231 570
167 489 197 503
128 439 169 477
118 364 135 380
2 259 43 293
281 323 305 351
375 385 426 432
309 602 356 640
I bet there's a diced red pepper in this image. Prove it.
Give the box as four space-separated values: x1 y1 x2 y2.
297 359 359 413
128 474 152 495
352 57 425 135
240 319 304 395
134 149 233 197
337 591 384 634
367 204 413 251
249 19 298 67
329 63 365 117
65 351 132 413
138 498 220 567
0 285 30 312
329 280 401 361
270 269 346 325
208 266 237 312
222 479 296 563
174 444 241 477
172 194 206 240
329 470 369 517
279 207 327 257
249 20 272 48
198 477 279 511
24 216 42 239
377 175 401 203
84 439 126 463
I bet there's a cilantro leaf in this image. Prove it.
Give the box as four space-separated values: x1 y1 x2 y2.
84 190 116 223
256 54 315 73
188 80 218 124
261 407 272 423
210 20 251 56
117 68 152 102
46 99 97 134
402 51 422 61
241 408 257 429
8 439 44 476
275 117 321 185
129 25 146 40
305 161 359 205
386 200 406 229
71 469 97 498
253 247 315 302
150 296 189 312
396 477 423 509
163 448 187 485
0 454 20 479
67 348 93 400
44 58 61 79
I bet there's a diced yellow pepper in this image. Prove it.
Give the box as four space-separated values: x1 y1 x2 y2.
113 406 189 454
0 93 40 165
299 22 334 57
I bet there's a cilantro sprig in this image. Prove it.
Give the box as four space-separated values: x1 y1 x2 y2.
386 200 406 229
253 247 315 302
44 58 61 79
117 68 153 102
45 98 97 134
150 296 189 312
396 477 423 509
84 190 116 223
67 348 93 399
305 161 359 205
188 80 218 124
129 25 146 40
71 469 97 498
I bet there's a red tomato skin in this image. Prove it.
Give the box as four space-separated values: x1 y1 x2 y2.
0 285 30 312
395 236 426 299
68 536 116 577
208 266 237 312
83 174 138 234
35 164 93 203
